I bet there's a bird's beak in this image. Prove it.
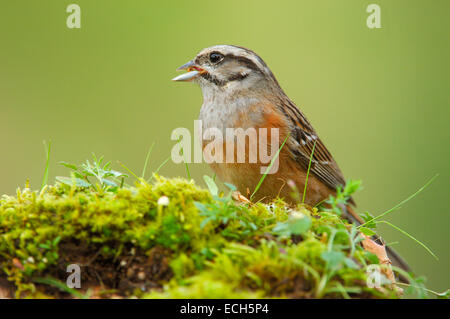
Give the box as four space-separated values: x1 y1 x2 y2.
172 60 206 82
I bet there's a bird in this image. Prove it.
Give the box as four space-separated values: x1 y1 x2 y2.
172 45 410 273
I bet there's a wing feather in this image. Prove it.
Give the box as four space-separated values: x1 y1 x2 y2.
277 97 347 192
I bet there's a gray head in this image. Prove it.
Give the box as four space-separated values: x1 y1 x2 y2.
172 45 281 93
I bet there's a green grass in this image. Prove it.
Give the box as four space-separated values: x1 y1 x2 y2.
0 153 446 299
377 221 438 261
358 174 439 228
141 142 155 179
357 174 439 260
302 140 317 204
40 140 51 190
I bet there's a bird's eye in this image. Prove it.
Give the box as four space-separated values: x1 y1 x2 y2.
209 52 224 64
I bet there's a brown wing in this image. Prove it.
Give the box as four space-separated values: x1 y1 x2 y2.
277 97 347 192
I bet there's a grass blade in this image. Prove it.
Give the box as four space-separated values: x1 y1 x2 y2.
377 220 438 260
358 174 438 228
141 142 155 179
250 133 290 201
185 162 191 180
41 140 51 190
118 161 141 181
302 140 317 203
177 136 191 180
396 282 447 298
203 175 219 196
34 277 89 299
151 155 171 178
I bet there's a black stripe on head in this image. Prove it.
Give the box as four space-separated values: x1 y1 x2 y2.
201 71 249 87
227 45 281 88
197 45 278 87
228 72 249 82
224 54 261 73
228 45 268 71
200 52 258 86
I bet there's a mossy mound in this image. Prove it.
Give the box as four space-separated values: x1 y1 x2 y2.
0 176 404 298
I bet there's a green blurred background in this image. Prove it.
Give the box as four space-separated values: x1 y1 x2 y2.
0 0 448 292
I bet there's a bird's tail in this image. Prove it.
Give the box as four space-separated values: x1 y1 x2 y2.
342 204 411 276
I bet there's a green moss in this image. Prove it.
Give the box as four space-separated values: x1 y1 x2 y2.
0 175 417 298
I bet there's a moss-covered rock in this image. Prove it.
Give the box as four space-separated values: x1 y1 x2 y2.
0 176 417 298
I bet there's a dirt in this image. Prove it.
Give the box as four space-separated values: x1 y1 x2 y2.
1 241 174 298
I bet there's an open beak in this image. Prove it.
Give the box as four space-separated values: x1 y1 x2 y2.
172 60 206 82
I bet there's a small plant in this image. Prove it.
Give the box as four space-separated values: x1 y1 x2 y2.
272 209 312 237
322 179 362 216
56 154 128 193
195 176 259 239
37 236 61 267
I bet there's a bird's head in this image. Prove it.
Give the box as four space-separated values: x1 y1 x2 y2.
172 45 281 95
